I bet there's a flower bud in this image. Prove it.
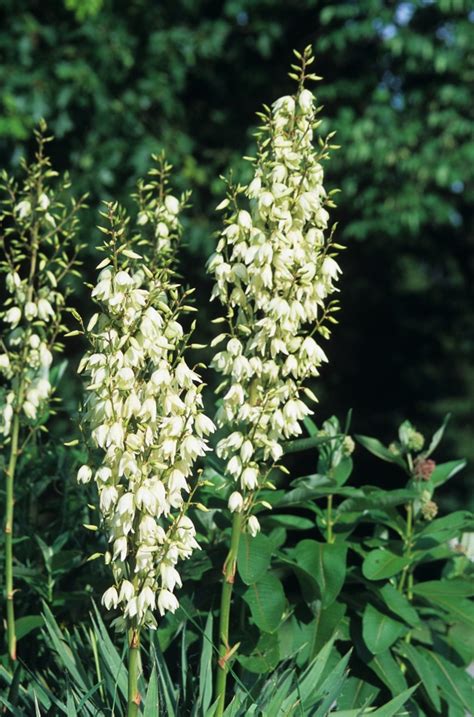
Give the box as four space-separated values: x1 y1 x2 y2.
228 491 244 513
102 586 119 610
158 589 179 616
247 515 261 537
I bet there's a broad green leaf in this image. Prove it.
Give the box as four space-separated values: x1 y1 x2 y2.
237 533 272 585
337 488 417 515
415 511 473 546
355 435 406 469
243 573 285 633
143 665 159 717
379 583 420 627
238 632 279 674
332 456 353 486
398 643 441 712
363 549 410 580
414 590 474 628
430 459 466 487
309 600 346 659
16 615 43 640
274 474 336 507
447 622 474 665
263 513 315 531
283 433 341 454
294 539 347 608
412 579 474 599
277 615 314 663
362 604 406 654
421 649 472 712
303 416 319 436
368 649 408 697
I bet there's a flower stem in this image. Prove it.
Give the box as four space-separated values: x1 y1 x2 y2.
398 501 417 647
398 502 413 595
127 628 141 717
215 511 244 717
326 494 334 543
4 408 21 663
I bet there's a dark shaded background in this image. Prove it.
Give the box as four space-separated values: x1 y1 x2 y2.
1 0 472 507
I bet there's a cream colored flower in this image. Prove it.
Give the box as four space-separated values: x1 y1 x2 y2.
79 166 214 628
209 47 341 533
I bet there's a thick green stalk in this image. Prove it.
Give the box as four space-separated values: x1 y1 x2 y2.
4 407 21 663
127 628 141 717
214 512 244 717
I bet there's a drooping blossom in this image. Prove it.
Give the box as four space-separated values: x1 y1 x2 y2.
208 46 342 530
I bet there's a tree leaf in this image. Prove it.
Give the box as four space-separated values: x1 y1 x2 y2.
362 604 407 654
363 549 410 580
243 573 285 633
237 533 272 586
294 539 347 608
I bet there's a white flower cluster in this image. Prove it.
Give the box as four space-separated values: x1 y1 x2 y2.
78 196 215 629
0 205 63 435
138 193 181 255
208 48 342 532
0 130 85 439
